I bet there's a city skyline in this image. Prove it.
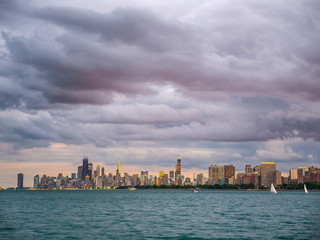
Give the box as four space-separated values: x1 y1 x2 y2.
3 155 319 188
1 1 320 188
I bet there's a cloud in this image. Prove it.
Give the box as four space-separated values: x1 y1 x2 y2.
0 0 319 187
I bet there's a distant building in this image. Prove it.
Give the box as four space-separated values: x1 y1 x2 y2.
82 157 89 181
117 160 121 175
224 165 235 184
297 167 308 184
88 163 93 180
17 173 24 189
78 166 83 180
245 165 253 174
304 169 320 183
289 168 298 183
33 175 39 188
175 158 181 181
272 171 282 186
208 165 224 185
71 173 76 180
101 167 105 176
169 170 174 180
196 173 205 185
253 165 261 175
260 162 276 187
96 165 100 177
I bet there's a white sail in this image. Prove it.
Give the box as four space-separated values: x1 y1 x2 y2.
270 183 277 194
304 184 308 194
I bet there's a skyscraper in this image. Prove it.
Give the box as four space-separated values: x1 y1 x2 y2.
88 163 93 180
33 175 39 188
209 165 224 185
101 167 105 176
117 160 121 175
175 157 181 180
260 162 276 187
96 165 100 177
78 166 83 180
245 165 253 174
82 157 89 181
17 173 24 189
224 165 235 184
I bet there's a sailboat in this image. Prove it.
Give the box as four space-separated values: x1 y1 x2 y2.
304 184 308 194
270 183 277 194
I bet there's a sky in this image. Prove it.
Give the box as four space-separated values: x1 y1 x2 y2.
0 0 320 187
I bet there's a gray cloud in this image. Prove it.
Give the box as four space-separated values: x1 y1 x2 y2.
0 0 320 172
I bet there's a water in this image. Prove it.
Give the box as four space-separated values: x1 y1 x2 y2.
0 190 319 239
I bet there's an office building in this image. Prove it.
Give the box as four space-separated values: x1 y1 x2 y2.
253 165 261 175
209 165 224 185
272 171 282 186
289 168 298 183
101 167 105 176
196 173 205 185
260 162 276 187
245 165 253 174
88 163 93 180
117 160 121 175
78 166 83 180
71 173 76 180
96 165 100 177
175 158 181 180
82 157 89 181
297 167 308 184
17 173 24 189
224 165 235 184
33 175 39 188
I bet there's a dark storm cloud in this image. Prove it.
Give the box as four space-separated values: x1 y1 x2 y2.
0 0 320 155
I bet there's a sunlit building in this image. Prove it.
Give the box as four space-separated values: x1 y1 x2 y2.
260 162 276 187
209 165 224 185
297 167 308 184
224 165 235 184
175 158 181 181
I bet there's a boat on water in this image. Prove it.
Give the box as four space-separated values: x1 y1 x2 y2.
192 188 198 193
304 184 308 194
128 187 136 191
270 183 277 194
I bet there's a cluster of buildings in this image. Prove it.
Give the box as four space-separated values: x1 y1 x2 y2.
15 157 320 190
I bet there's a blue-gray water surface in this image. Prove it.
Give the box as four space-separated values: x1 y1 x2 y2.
0 190 319 239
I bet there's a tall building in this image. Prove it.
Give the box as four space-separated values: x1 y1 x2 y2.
17 173 24 189
78 166 83 180
175 158 181 180
272 171 282 186
101 167 105 176
208 165 224 185
260 162 276 187
33 175 39 188
289 168 298 183
82 157 89 181
96 165 100 177
169 170 174 180
71 173 76 180
117 160 121 175
253 165 261 175
88 163 93 180
245 165 253 174
224 165 235 184
297 167 308 184
196 173 205 185
159 171 164 177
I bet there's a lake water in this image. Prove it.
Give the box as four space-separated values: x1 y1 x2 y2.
0 190 319 239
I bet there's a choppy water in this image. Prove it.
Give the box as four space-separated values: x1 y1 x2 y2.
0 190 319 239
